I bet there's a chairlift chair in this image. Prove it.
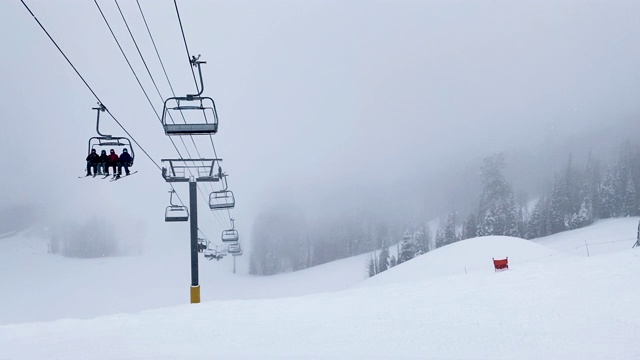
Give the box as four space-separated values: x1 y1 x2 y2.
221 229 239 242
87 105 135 165
228 243 242 256
197 238 208 253
209 190 235 210
209 172 235 209
161 56 219 135
164 190 189 222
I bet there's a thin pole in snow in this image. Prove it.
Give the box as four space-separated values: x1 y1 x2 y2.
584 239 590 257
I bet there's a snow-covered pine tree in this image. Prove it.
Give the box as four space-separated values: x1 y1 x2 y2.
461 213 477 240
434 227 446 248
398 231 418 263
443 211 458 245
368 258 376 277
477 154 520 237
600 167 618 218
622 176 637 217
378 238 390 273
389 255 397 268
526 195 549 239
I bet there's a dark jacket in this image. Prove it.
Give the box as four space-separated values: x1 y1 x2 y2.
107 153 119 164
86 152 100 164
119 152 133 165
99 154 108 164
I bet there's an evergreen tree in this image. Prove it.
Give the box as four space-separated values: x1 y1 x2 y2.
434 227 446 248
443 211 459 245
389 255 397 268
368 258 376 277
378 238 390 273
569 199 593 229
600 168 618 218
477 154 520 237
398 231 418 263
461 213 477 240
622 176 637 217
548 174 570 233
526 195 549 239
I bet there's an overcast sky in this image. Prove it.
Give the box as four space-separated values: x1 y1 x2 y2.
1 0 640 248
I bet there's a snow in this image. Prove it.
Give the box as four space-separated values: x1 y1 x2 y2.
1 219 640 359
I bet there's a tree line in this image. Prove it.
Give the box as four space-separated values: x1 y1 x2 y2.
251 141 640 276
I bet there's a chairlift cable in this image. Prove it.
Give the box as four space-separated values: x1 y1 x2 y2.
134 1 224 201
167 0 227 201
173 0 199 93
20 0 161 171
121 0 228 225
95 0 225 228
20 0 221 239
114 0 213 190
171 1 235 227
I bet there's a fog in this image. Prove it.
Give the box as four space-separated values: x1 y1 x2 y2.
1 1 639 261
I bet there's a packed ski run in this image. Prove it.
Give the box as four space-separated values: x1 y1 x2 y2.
1 218 639 359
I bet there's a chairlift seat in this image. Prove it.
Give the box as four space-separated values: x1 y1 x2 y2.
165 206 189 222
163 123 218 135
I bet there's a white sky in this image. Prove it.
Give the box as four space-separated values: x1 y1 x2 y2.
1 0 640 243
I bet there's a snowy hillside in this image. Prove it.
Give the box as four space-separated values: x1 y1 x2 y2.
1 218 640 358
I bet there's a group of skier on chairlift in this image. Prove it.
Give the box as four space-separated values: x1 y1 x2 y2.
85 147 132 178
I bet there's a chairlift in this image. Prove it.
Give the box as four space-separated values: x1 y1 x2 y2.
204 244 227 261
209 172 235 210
222 218 239 242
197 238 208 253
87 104 135 164
222 229 239 242
209 190 235 210
165 189 189 222
228 243 242 256
161 56 219 135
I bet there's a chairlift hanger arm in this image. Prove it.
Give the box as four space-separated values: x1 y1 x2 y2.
92 104 110 137
188 55 206 98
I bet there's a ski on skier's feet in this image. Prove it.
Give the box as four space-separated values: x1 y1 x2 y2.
109 171 138 182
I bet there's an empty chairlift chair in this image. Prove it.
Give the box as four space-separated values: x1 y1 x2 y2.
221 229 239 242
209 173 235 210
209 190 235 210
165 190 189 222
161 56 218 136
227 243 242 256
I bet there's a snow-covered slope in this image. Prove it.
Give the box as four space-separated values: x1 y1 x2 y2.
534 217 639 256
1 218 640 358
363 235 565 287
0 231 371 325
